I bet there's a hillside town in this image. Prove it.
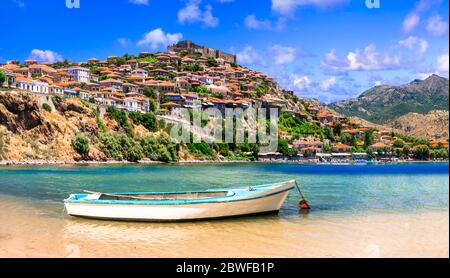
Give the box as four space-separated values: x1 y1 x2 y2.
1 41 448 163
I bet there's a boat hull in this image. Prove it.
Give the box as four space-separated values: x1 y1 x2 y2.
65 189 291 222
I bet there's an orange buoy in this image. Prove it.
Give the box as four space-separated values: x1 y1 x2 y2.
295 180 311 210
299 200 311 210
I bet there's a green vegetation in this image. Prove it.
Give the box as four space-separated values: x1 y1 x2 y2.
100 133 178 162
129 111 158 132
278 139 298 157
413 145 430 160
364 129 375 148
278 112 324 139
42 103 52 112
255 82 269 98
137 56 157 63
332 122 343 137
206 57 219 67
52 59 71 69
106 106 133 136
0 70 6 86
140 135 179 162
188 142 215 159
155 75 169 81
99 133 142 162
393 139 405 148
330 75 449 124
143 86 157 99
71 134 90 158
182 64 203 72
195 86 210 95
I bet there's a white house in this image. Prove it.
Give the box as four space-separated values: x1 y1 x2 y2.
63 66 90 83
121 98 139 112
131 68 148 79
49 84 64 95
16 78 49 94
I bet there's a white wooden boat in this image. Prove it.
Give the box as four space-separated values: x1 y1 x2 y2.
64 180 296 222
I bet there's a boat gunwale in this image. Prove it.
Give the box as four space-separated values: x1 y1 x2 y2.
64 180 296 206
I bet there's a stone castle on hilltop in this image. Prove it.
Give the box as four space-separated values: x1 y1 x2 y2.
168 40 237 64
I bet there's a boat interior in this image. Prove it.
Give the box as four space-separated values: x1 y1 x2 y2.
98 191 230 201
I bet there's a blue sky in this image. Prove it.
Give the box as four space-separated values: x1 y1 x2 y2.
1 0 449 103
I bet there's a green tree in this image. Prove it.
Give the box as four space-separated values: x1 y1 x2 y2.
364 129 375 148
143 86 157 99
106 106 133 136
125 139 144 162
42 103 52 112
207 57 219 67
155 75 169 81
414 145 430 160
71 134 90 159
0 70 6 86
79 83 89 90
278 139 298 157
141 112 157 132
393 139 405 148
100 133 124 160
350 136 358 148
52 59 71 69
340 133 352 144
403 145 411 157
140 135 179 162
324 126 334 140
332 122 343 137
195 86 210 95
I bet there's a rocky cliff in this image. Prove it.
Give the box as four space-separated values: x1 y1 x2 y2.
387 110 449 140
0 91 106 161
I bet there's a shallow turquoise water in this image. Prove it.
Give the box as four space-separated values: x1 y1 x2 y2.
0 163 448 218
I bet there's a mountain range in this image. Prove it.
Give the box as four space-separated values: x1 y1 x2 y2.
329 74 449 124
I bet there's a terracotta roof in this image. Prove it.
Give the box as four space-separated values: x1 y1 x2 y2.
333 143 351 149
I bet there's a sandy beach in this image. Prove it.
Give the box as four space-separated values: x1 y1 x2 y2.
0 196 448 258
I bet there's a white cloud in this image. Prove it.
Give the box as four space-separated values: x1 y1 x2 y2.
129 0 149 5
269 45 296 65
271 0 349 15
436 52 449 73
402 13 420 33
28 49 64 63
236 46 262 65
414 0 443 12
401 0 444 33
244 15 285 31
319 76 337 91
426 15 449 36
137 28 183 50
178 0 219 28
117 38 131 48
290 75 311 91
399 36 429 56
321 44 400 72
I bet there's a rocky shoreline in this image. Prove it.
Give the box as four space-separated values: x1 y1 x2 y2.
1 158 447 167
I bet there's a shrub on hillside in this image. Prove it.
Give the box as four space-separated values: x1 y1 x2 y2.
72 134 90 158
42 103 52 112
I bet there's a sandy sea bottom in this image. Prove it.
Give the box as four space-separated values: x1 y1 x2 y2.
0 197 448 258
